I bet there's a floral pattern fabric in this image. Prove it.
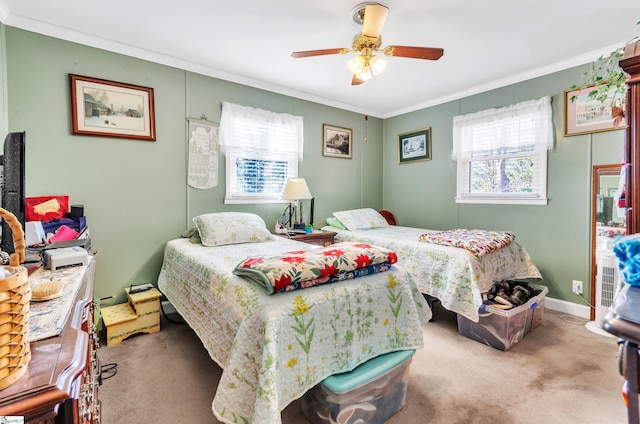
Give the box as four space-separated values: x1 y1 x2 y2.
157 237 430 424
419 229 516 257
233 241 397 294
322 225 541 323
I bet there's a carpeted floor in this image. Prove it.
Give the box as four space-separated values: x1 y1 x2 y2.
97 303 628 423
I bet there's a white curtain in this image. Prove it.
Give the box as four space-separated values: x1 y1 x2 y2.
219 102 304 160
451 96 553 160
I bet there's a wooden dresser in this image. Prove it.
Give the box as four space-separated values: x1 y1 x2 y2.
0 260 100 423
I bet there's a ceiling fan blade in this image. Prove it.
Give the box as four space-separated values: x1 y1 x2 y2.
384 46 444 61
351 75 365 86
362 4 389 38
291 48 346 58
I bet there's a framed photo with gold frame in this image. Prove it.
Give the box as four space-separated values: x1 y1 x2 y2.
398 127 432 164
564 86 626 137
70 74 156 141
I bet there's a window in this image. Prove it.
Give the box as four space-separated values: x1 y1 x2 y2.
452 96 553 205
219 102 304 204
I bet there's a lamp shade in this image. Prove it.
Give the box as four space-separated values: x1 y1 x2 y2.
281 178 313 200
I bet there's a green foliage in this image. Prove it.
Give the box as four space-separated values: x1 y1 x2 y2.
569 20 639 108
569 47 626 107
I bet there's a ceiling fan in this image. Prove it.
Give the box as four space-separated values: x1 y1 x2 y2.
291 2 444 85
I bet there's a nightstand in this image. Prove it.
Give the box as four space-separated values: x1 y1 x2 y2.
277 231 336 247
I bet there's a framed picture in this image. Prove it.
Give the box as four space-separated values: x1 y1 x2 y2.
398 127 432 164
322 124 352 159
69 74 156 141
564 86 626 137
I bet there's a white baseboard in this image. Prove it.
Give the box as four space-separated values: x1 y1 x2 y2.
161 300 177 315
545 296 590 319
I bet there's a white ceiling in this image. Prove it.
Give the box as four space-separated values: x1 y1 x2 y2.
1 0 639 118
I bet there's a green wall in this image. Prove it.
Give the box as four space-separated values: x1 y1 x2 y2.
383 68 624 304
4 28 383 303
2 26 625 309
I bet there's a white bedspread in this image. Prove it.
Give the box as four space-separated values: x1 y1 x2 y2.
322 225 542 322
157 237 430 424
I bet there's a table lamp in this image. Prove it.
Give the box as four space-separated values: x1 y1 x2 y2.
281 178 313 230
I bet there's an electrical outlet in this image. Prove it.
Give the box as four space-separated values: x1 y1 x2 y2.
572 280 583 295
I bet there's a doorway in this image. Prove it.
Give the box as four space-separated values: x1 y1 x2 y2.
591 164 626 320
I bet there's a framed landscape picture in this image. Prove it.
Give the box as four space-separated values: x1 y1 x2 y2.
564 86 626 137
398 127 432 164
322 124 352 159
70 74 156 141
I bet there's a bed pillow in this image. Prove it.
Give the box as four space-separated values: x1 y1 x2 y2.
326 216 348 230
193 212 275 246
332 208 389 231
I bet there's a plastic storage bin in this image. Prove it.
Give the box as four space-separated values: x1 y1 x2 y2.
301 349 415 424
457 283 548 350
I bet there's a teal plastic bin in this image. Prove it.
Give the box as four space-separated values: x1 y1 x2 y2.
301 349 415 424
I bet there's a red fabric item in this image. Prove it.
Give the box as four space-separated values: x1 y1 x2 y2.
379 210 397 225
25 196 69 222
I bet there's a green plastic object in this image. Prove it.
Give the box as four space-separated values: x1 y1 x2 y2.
322 349 415 394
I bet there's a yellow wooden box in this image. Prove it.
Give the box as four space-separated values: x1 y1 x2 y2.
101 287 162 346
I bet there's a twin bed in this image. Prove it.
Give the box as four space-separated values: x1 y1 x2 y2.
157 212 430 424
321 208 542 323
157 209 541 423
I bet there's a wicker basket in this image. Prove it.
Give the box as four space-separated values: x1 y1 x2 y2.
0 208 30 390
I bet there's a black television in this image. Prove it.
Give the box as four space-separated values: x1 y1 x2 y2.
1 132 25 254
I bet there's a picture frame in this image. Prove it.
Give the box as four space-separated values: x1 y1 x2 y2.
398 127 432 164
322 124 352 159
564 86 626 137
69 74 156 141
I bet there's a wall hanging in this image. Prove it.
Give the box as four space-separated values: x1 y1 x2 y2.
398 127 432 164
69 74 156 141
187 117 219 189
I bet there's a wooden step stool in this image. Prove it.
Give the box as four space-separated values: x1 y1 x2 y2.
101 287 162 346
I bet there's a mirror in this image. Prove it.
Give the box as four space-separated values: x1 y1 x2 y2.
591 164 626 319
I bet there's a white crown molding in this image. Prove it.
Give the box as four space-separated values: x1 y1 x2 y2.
382 42 626 119
0 11 626 120
0 13 377 117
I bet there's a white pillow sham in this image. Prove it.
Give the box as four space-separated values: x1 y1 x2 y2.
332 208 389 231
193 212 275 246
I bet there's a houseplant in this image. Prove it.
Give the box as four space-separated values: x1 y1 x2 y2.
569 46 627 126
569 21 640 126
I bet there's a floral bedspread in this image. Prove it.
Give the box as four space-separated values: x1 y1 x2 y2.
419 229 515 257
322 225 541 322
157 237 430 424
233 241 397 294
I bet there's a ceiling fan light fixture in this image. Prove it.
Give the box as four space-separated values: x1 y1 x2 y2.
357 68 373 81
347 55 366 75
292 3 443 86
369 55 387 75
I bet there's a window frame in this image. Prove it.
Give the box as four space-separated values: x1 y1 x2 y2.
455 147 548 205
223 148 298 205
453 96 552 206
219 102 304 205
